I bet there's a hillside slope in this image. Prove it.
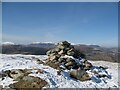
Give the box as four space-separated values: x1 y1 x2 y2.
0 54 118 89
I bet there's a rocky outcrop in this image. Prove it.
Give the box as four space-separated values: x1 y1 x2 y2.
70 69 90 81
9 76 48 89
45 41 92 81
0 69 47 89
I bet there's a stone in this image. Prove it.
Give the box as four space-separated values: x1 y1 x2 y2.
57 70 62 75
37 60 44 64
66 47 71 51
58 58 65 63
69 45 74 49
52 60 57 63
46 50 52 56
49 55 58 61
58 50 65 55
83 66 90 70
9 69 24 80
0 71 7 78
99 66 107 69
46 61 60 70
97 74 107 78
66 66 73 70
67 49 75 56
66 58 74 62
54 48 61 52
57 45 66 50
73 50 81 59
55 62 60 65
86 62 92 67
84 61 92 70
61 61 66 65
4 70 11 76
56 54 61 59
72 64 79 69
59 64 66 70
65 61 73 67
67 51 75 56
47 49 58 56
0 85 3 90
45 59 50 64
69 69 87 80
58 41 70 46
79 73 91 81
9 76 48 89
35 70 44 74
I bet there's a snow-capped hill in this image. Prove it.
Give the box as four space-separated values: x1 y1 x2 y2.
29 42 56 48
2 42 15 45
31 42 55 44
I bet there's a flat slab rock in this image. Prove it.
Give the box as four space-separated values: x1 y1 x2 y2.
9 76 48 89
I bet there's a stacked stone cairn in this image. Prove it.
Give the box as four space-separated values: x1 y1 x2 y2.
45 41 92 81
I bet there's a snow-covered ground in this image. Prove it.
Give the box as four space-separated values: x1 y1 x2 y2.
0 54 119 88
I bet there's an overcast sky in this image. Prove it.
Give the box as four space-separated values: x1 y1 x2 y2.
2 2 118 47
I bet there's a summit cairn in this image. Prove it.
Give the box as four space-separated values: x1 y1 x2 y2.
45 41 92 81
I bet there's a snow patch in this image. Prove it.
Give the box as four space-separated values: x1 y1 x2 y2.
0 54 118 88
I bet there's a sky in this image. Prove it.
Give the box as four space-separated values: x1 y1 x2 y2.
2 2 118 47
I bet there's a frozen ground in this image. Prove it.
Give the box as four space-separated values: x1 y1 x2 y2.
0 54 119 88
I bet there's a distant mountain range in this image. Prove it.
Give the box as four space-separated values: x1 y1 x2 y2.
2 42 15 45
1 42 118 62
29 42 56 48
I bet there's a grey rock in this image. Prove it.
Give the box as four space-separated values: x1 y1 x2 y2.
49 55 58 61
9 76 48 89
0 72 7 78
67 49 75 56
46 50 52 56
58 58 65 63
58 41 70 46
9 69 24 80
65 61 73 67
0 85 3 90
58 50 65 55
67 51 75 56
57 45 66 50
54 48 61 52
52 60 57 63
70 69 86 80
84 61 92 70
22 76 34 82
66 58 74 62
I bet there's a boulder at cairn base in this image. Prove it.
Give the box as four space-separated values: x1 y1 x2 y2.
45 41 92 81
69 69 90 81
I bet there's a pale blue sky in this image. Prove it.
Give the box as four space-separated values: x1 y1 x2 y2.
2 2 118 47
